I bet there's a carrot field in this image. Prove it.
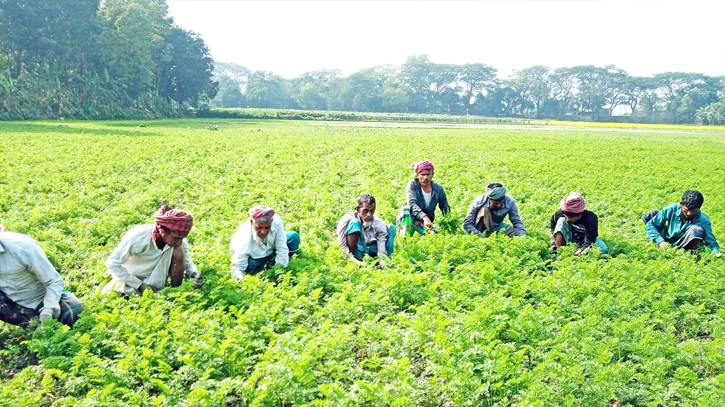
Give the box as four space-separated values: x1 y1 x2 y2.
1 119 723 406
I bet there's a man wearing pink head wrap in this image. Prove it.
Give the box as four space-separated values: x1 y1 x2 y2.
550 192 608 257
396 160 450 236
229 205 300 278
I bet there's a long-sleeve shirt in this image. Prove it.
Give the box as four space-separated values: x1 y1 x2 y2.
406 179 450 222
646 202 720 253
0 231 64 318
229 214 289 279
104 224 198 292
550 209 599 249
336 212 390 256
463 194 527 237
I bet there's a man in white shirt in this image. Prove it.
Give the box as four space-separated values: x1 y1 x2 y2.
0 227 85 327
103 205 202 295
230 205 300 279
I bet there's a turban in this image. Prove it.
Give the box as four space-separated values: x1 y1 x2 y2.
154 204 194 236
249 205 275 219
486 183 507 200
411 160 434 174
560 192 586 213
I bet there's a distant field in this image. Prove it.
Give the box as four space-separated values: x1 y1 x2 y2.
1 119 723 406
201 108 725 131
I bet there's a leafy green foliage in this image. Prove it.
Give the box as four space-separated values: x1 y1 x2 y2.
0 120 723 406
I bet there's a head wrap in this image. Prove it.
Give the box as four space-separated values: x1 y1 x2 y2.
154 204 194 237
249 205 275 220
486 183 507 200
560 192 586 213
411 160 434 174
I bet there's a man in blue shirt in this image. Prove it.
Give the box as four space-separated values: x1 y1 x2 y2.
463 182 527 238
642 190 720 254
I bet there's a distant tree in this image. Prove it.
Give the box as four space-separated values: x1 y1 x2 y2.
399 54 434 113
245 71 289 108
653 72 717 123
381 80 409 112
695 101 725 125
548 67 576 115
620 76 653 117
211 62 250 108
460 63 498 108
296 82 327 110
157 26 217 107
97 0 170 99
510 65 551 117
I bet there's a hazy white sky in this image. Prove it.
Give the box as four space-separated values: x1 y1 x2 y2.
167 1 725 79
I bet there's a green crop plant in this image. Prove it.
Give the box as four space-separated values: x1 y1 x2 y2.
0 119 723 406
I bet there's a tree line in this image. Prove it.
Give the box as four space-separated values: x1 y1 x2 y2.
213 56 725 125
0 0 217 120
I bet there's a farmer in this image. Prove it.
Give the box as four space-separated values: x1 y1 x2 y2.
642 190 720 253
463 182 526 238
0 226 85 328
102 205 202 295
229 205 300 279
550 191 608 256
396 159 450 236
337 193 396 265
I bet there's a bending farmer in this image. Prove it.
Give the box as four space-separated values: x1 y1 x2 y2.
103 205 201 295
397 159 450 236
550 191 608 256
643 190 719 253
229 205 300 279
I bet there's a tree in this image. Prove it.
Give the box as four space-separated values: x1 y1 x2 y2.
381 80 408 112
653 72 716 123
245 71 289 109
157 26 217 107
460 63 498 108
97 0 170 99
548 67 576 115
510 65 551 117
296 82 327 110
620 76 653 117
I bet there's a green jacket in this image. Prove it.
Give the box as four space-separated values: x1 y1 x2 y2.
645 202 720 253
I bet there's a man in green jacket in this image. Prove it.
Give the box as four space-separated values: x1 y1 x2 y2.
642 190 720 254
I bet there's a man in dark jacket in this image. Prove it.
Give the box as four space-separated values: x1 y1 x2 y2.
396 160 450 236
550 191 608 256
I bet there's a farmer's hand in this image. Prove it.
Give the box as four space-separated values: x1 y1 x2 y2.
658 241 669 249
574 248 584 256
189 271 203 289
422 216 432 229
38 309 53 327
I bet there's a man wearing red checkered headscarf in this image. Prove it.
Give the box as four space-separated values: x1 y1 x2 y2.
102 204 202 296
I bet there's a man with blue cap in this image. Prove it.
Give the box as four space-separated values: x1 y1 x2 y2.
463 182 527 238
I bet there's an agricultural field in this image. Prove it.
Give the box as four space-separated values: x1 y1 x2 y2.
0 119 724 406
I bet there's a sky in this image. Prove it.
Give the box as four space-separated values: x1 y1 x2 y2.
166 0 725 80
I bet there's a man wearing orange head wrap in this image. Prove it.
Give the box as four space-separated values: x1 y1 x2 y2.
103 205 202 295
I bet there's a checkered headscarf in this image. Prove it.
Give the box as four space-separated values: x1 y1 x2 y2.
249 205 275 219
153 205 193 239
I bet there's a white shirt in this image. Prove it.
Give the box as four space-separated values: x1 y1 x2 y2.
422 190 433 207
0 231 64 318
103 225 198 294
229 214 289 279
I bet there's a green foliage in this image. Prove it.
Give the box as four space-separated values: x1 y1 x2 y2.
0 120 724 406
0 0 216 120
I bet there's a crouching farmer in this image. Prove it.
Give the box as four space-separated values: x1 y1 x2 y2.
102 205 201 295
337 194 395 266
463 182 526 238
396 159 450 236
550 192 608 256
0 227 84 327
643 190 719 253
229 205 300 279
